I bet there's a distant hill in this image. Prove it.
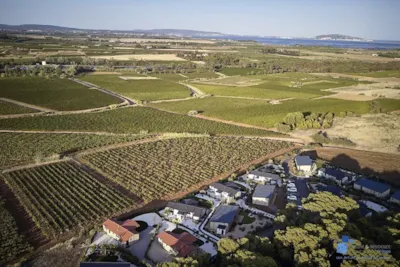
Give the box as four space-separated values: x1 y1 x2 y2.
315 34 368 41
0 24 226 37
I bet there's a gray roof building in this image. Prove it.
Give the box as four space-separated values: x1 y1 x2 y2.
253 184 276 199
166 202 208 218
210 183 239 197
249 170 281 180
80 263 131 267
210 205 239 224
295 156 313 167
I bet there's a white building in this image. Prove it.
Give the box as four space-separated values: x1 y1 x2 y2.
247 170 282 187
359 200 388 213
207 183 241 203
165 202 208 222
353 178 391 198
295 156 313 172
390 191 400 205
317 167 353 185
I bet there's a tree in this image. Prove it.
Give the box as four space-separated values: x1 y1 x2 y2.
276 123 291 132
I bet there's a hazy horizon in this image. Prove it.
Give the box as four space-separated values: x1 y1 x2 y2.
1 0 399 41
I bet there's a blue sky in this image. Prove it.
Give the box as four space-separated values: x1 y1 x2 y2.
1 0 399 40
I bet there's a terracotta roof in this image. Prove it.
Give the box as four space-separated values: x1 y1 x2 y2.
157 231 197 257
103 219 139 243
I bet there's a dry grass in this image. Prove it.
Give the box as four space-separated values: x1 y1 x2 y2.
90 54 187 61
300 51 400 62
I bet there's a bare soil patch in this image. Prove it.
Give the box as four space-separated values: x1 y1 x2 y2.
302 147 400 186
319 93 377 101
119 76 159 80
196 76 263 87
90 54 187 61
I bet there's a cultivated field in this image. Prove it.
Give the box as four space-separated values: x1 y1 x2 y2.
80 137 291 201
0 107 282 137
0 99 36 115
107 38 215 44
90 54 187 61
0 197 31 264
3 161 135 238
0 77 121 111
0 132 146 170
195 76 263 87
150 97 400 128
80 75 190 101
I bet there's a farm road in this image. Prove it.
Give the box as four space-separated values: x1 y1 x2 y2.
0 97 56 112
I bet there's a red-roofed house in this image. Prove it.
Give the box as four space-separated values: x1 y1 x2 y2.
157 231 198 257
103 219 140 245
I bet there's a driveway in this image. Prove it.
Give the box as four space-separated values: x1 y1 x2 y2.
295 179 310 199
129 226 154 261
147 239 174 263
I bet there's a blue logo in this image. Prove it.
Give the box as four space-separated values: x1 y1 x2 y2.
337 235 354 254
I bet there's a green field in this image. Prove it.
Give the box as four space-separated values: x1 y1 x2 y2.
0 77 121 111
0 197 31 264
80 75 190 101
0 107 282 136
0 100 36 115
0 133 146 169
185 72 219 79
220 67 262 76
191 73 361 100
346 70 400 78
150 97 400 128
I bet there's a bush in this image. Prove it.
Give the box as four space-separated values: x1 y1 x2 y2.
276 123 291 132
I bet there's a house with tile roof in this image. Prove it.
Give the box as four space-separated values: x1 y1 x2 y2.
353 178 391 198
103 219 140 245
209 205 239 235
157 231 198 257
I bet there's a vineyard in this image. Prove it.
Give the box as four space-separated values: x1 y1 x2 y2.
80 75 191 101
0 197 31 264
3 161 135 238
0 106 283 136
80 137 291 201
0 132 147 170
150 97 400 128
0 77 121 111
0 100 36 115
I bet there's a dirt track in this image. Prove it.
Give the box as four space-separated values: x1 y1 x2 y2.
0 97 56 112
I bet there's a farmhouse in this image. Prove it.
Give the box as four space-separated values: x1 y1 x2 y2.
247 170 282 187
166 202 208 222
359 200 388 213
390 191 400 205
207 183 241 203
295 156 313 172
353 178 391 198
157 231 197 257
252 184 276 207
103 219 140 245
209 205 239 235
317 167 353 185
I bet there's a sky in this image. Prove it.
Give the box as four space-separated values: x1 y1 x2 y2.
0 0 399 40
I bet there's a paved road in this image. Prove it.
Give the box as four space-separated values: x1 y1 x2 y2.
130 226 154 261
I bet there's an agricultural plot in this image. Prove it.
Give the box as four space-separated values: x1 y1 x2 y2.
80 75 190 101
191 74 362 100
81 137 291 201
0 133 146 170
219 67 262 76
0 100 36 115
0 197 31 264
0 107 282 137
0 77 121 111
184 72 220 79
150 97 400 128
346 70 400 78
196 76 263 87
3 161 135 238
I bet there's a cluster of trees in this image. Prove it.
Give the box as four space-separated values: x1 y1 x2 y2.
1 65 78 78
312 131 356 146
260 47 300 56
276 112 335 132
203 53 400 73
274 192 398 266
377 52 400 58
176 51 206 61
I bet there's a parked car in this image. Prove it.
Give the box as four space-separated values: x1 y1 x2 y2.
287 187 297 193
287 183 296 188
287 195 298 201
